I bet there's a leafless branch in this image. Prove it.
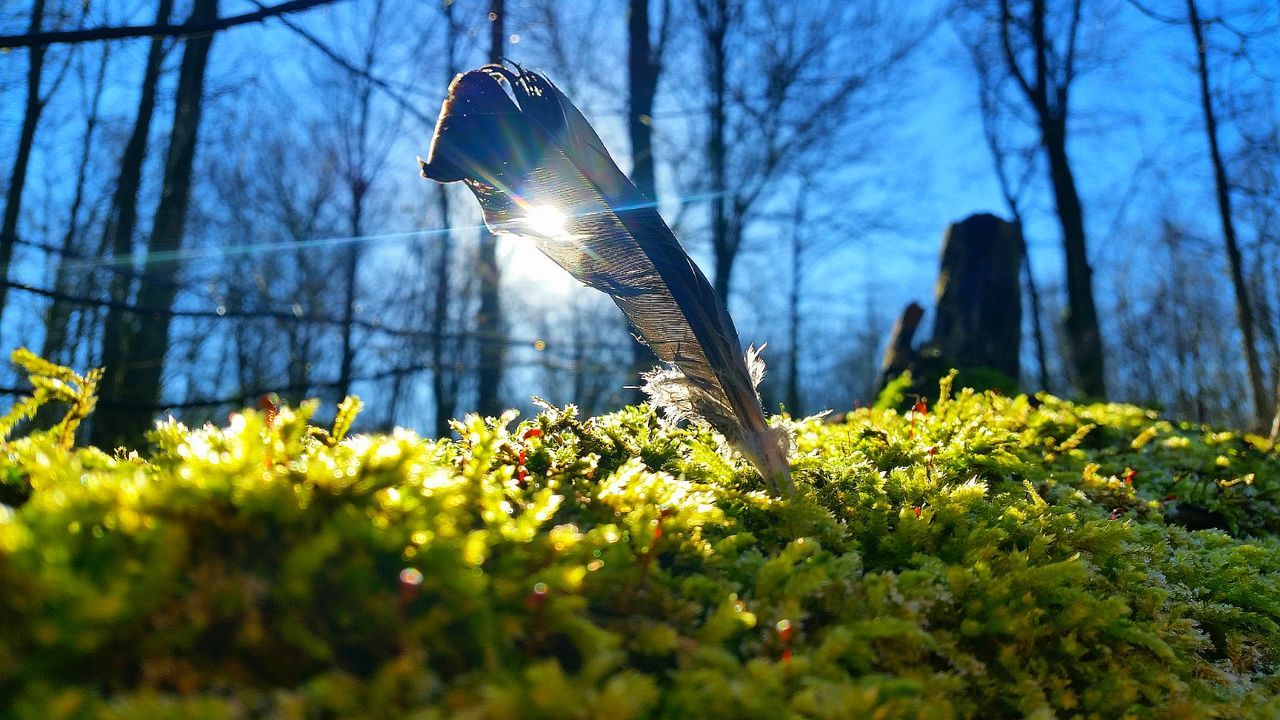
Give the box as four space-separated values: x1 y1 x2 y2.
248 0 435 126
999 0 1036 101
0 0 347 49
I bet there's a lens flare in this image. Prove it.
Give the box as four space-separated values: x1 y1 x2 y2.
524 205 569 237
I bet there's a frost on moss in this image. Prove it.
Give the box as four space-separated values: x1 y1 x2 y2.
0 355 1278 719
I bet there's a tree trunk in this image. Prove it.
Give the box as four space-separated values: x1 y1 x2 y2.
42 44 111 364
1270 381 1280 444
432 0 460 437
285 221 322 406
627 0 659 204
626 0 660 394
1043 119 1106 397
998 0 1104 398
876 302 924 395
1019 227 1052 392
337 199 361 401
711 224 737 303
931 214 1023 380
431 182 457 435
98 0 218 448
785 192 805 413
334 0 386 408
1188 0 1269 427
0 0 49 327
700 0 732 300
475 0 505 416
95 0 174 446
978 77 1051 391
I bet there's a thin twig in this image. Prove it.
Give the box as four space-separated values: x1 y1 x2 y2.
0 0 347 49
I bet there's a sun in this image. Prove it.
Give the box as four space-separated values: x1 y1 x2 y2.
522 204 570 238
505 205 578 296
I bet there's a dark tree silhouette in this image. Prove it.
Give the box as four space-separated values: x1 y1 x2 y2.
475 0 506 416
1185 0 1269 427
1124 0 1274 427
0 0 50 328
99 0 220 446
41 43 112 364
626 0 671 389
996 0 1107 398
332 0 393 404
691 0 926 300
692 0 734 299
958 19 1053 392
93 0 174 447
432 0 464 437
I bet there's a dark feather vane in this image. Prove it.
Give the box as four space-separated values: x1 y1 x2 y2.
419 64 791 496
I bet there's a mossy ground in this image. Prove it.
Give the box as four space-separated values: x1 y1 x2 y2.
1 355 1278 719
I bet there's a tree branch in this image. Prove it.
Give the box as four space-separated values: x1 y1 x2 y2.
653 0 673 67
998 0 1036 103
249 0 435 126
0 0 347 49
1030 0 1051 113
1126 0 1182 25
1060 0 1082 109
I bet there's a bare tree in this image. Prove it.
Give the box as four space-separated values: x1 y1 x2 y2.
1110 217 1249 425
535 294 631 416
195 111 332 408
778 179 861 413
831 298 890 410
1119 0 1275 426
1186 0 1268 426
431 0 464 436
958 22 1053 391
329 0 394 403
690 0 927 300
1016 0 1104 397
625 0 672 389
960 0 1107 398
92 0 174 448
627 0 670 205
784 186 806 413
1233 111 1280 411
41 40 111 364
98 0 221 447
692 0 734 298
0 0 51 326
1186 0 1270 427
475 0 506 416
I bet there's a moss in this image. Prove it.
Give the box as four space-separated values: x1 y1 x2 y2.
1 354 1278 718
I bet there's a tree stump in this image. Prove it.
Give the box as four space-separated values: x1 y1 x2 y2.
876 302 924 396
931 213 1023 381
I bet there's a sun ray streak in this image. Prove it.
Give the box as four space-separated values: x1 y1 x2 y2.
12 189 736 279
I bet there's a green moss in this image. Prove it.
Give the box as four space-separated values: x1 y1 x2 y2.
1 353 1278 718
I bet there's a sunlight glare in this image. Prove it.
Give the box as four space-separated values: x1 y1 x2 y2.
524 205 570 238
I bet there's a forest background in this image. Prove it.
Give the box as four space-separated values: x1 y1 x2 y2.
0 0 1276 445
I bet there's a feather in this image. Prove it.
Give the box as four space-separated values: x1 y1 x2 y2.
419 64 792 496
